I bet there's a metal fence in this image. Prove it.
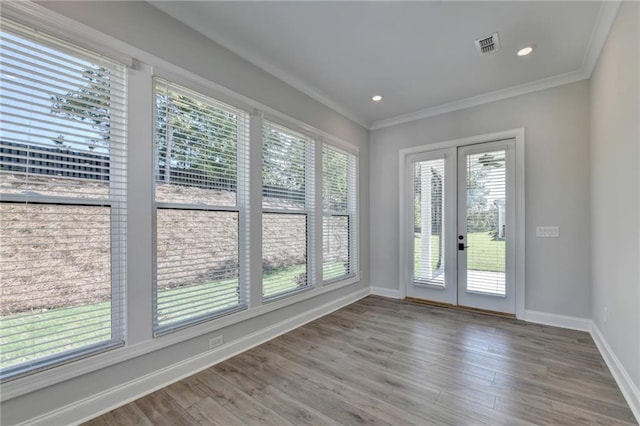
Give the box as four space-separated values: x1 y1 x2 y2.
0 141 110 181
1 141 305 200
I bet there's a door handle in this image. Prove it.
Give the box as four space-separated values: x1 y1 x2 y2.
458 235 469 251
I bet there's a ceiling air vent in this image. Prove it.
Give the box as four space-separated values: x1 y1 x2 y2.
475 33 501 55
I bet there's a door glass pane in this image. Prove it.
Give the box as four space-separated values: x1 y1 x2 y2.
413 158 445 286
465 150 506 296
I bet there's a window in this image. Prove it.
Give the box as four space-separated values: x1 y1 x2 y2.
262 121 314 299
153 79 249 335
322 144 357 282
0 19 127 380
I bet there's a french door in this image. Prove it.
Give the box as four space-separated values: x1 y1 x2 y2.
406 139 516 314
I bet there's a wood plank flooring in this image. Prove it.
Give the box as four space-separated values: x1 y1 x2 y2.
84 296 637 425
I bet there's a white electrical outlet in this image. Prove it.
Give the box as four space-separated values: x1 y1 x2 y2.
536 226 559 238
209 335 223 349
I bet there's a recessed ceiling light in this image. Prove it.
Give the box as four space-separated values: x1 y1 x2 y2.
372 95 382 102
517 45 535 56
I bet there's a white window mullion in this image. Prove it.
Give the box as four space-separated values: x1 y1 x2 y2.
248 111 264 308
312 139 323 288
126 60 154 344
348 153 359 277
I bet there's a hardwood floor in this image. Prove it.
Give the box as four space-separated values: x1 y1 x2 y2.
84 296 637 425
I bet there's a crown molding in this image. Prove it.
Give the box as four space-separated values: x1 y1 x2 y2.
371 69 589 130
232 51 371 129
367 1 621 131
582 1 621 77
148 2 370 130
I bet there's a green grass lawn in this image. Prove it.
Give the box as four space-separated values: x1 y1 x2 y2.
262 261 347 297
157 276 241 326
1 262 346 370
262 263 307 298
467 232 505 272
322 261 348 282
0 302 112 369
414 232 504 274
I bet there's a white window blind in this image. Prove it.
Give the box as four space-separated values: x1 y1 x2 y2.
153 78 249 335
262 121 314 300
464 150 506 296
0 18 127 380
413 158 445 286
322 144 357 283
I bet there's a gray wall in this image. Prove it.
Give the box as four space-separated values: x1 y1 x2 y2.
2 2 370 424
370 80 592 318
590 1 639 390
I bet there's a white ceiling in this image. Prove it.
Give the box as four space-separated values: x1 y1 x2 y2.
150 1 608 129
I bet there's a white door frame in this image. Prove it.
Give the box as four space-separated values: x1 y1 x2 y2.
398 128 525 319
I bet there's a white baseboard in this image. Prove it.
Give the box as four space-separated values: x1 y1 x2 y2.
23 287 370 426
590 322 640 424
370 286 403 299
525 312 639 423
523 309 592 331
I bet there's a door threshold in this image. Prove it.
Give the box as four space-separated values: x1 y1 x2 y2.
404 297 516 319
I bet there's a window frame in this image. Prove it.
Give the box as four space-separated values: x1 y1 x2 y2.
0 18 128 381
261 119 317 302
322 143 359 284
151 77 251 336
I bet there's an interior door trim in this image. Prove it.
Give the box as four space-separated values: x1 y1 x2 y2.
398 128 525 319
